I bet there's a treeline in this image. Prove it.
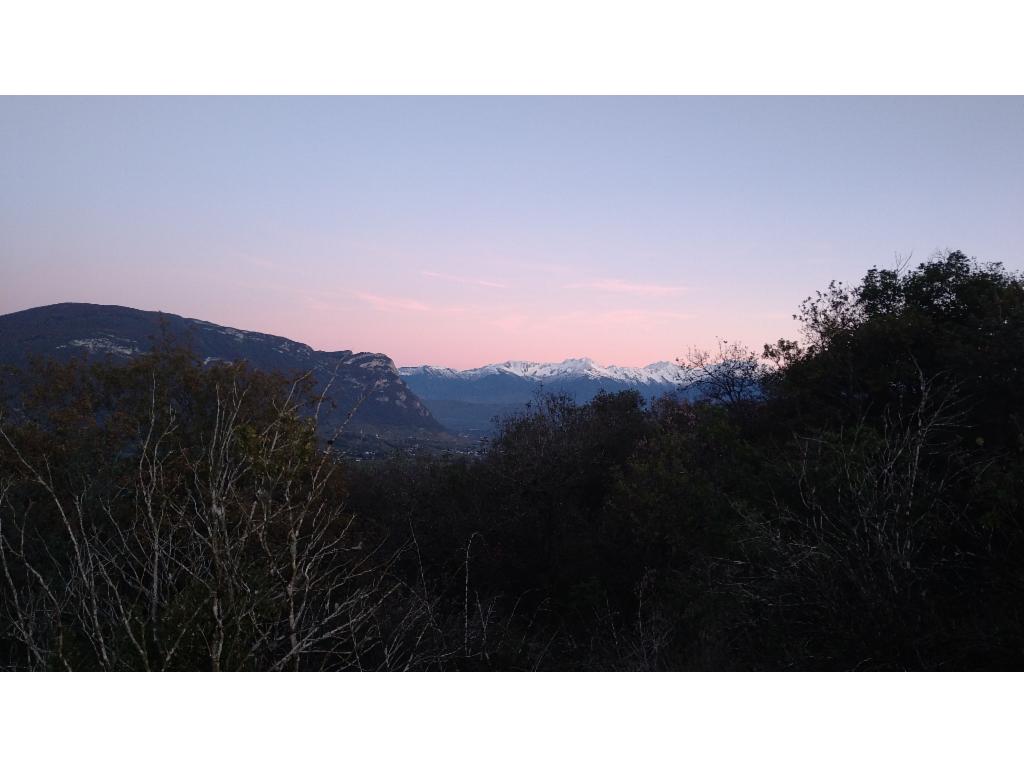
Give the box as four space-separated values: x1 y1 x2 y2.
2 251 1023 670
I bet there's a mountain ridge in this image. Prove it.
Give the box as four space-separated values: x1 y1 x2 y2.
399 357 698 386
0 302 444 439
399 356 705 435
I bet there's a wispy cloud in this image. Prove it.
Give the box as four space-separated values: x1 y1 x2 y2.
514 261 575 276
421 270 506 289
600 309 695 322
490 257 575 276
550 309 695 325
567 278 687 296
354 291 464 314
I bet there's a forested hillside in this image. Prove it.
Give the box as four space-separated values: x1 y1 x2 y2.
2 251 1022 670
0 303 444 439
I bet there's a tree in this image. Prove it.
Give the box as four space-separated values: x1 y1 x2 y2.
0 345 432 670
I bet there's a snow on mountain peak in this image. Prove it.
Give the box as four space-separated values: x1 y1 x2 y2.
398 364 460 378
401 358 699 386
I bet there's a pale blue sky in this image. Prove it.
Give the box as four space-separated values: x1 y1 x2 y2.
2 97 1022 366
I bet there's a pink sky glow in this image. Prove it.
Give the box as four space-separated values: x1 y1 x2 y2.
2 97 1022 368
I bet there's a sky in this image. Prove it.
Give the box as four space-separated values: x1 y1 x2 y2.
1 97 1022 368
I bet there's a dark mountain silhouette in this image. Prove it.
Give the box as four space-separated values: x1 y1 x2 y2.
0 303 444 437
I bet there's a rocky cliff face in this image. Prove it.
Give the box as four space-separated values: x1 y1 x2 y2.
0 303 444 436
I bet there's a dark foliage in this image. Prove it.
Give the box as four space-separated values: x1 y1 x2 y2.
2 251 1022 670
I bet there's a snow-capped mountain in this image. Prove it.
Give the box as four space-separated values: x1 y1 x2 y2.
399 358 703 435
399 358 699 387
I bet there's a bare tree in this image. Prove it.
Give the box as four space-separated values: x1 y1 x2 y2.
729 368 976 669
684 339 764 408
0 360 435 671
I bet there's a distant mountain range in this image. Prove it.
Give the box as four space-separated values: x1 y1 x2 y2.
400 357 702 435
0 303 709 441
0 303 445 443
